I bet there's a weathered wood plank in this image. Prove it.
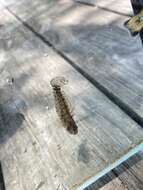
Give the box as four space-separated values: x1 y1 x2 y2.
5 0 143 124
0 6 143 190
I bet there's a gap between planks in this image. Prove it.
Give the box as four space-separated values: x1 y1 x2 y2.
0 163 5 190
75 1 133 17
74 0 133 16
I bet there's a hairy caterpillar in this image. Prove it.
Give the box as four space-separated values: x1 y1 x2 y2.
50 76 78 135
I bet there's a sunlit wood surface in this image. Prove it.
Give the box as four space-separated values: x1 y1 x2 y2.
0 1 143 190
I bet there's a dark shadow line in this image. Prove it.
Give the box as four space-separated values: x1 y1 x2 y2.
75 1 95 7
75 1 132 17
0 162 5 190
95 5 133 17
5 6 143 129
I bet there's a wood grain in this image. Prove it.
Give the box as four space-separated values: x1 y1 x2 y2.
0 5 143 190
5 1 143 123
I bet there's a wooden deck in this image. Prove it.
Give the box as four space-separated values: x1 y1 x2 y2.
0 0 143 189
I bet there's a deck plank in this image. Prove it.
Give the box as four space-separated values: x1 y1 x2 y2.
4 1 143 123
0 6 143 190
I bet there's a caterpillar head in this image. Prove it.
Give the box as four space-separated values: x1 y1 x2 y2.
50 76 68 88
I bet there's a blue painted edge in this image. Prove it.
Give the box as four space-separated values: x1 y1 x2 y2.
76 142 143 190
